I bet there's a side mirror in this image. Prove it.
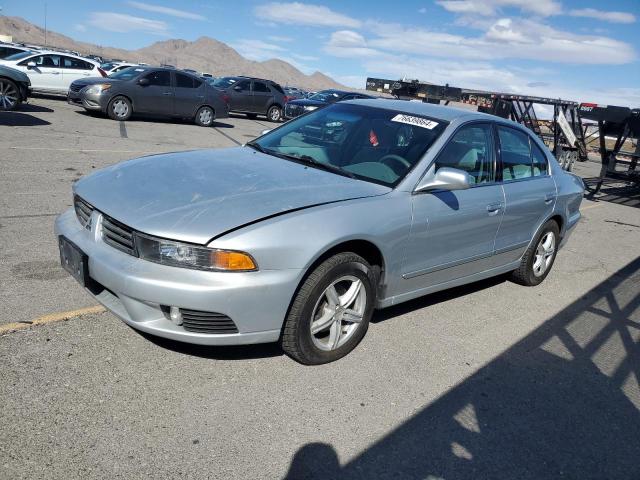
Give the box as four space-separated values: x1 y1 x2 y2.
233 85 242 91
414 166 471 193
137 77 150 86
27 61 37 69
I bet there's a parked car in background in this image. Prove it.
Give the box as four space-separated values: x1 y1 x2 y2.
209 76 286 122
55 100 583 364
284 86 308 100
0 65 30 111
0 43 33 60
67 66 229 126
0 50 105 94
101 62 142 75
284 89 375 119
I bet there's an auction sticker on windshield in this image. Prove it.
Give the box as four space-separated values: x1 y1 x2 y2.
391 114 439 130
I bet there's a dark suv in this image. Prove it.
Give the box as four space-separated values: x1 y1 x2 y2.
208 76 286 122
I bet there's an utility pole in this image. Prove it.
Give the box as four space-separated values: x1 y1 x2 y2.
44 2 47 47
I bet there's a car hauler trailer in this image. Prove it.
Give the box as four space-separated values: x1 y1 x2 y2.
366 78 588 171
578 104 640 194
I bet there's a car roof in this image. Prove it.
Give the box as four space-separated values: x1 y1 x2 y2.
343 98 498 122
21 50 99 63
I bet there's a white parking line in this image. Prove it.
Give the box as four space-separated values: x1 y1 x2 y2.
9 146 161 154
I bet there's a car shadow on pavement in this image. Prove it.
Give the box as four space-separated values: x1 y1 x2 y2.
17 103 54 113
74 110 236 129
583 178 640 209
135 329 283 360
284 257 640 480
0 112 51 127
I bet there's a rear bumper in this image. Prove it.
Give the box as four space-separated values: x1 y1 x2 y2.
54 208 302 345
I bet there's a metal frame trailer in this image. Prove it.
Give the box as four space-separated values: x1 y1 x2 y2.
366 78 587 171
578 104 640 194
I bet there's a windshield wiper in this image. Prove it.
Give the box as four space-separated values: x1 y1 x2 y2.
277 152 355 179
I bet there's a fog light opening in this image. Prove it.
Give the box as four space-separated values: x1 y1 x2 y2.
169 306 183 326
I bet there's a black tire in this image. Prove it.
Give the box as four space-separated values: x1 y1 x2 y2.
0 78 21 111
511 220 560 286
195 105 215 127
246 113 258 119
267 105 282 122
107 96 132 121
281 253 376 365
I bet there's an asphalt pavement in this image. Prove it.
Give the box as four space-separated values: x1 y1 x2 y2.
1 96 639 479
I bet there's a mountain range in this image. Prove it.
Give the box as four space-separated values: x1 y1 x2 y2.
0 16 346 90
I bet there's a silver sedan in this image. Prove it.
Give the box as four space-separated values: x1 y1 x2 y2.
55 100 584 364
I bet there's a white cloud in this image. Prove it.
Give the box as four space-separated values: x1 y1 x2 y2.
74 24 87 32
267 35 294 42
418 7 427 14
254 2 361 28
232 39 285 61
436 0 562 17
127 1 206 21
347 19 637 65
88 12 169 35
569 8 636 24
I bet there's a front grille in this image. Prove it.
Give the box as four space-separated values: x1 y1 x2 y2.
69 83 85 93
285 103 303 118
101 215 135 256
74 196 94 228
180 309 238 334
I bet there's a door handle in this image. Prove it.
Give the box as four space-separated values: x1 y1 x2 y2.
162 92 173 96
197 95 205 98
486 203 503 215
544 193 555 204
50 72 60 75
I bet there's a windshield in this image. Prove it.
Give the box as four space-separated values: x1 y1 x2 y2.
309 90 343 103
109 67 147 80
252 103 447 187
211 77 238 89
101 62 118 71
5 51 32 61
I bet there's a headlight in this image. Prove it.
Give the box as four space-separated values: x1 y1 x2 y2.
304 105 318 111
84 83 112 95
134 233 257 272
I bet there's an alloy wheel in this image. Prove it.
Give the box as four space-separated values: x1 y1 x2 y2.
0 80 18 111
199 108 213 125
310 275 367 351
533 232 555 277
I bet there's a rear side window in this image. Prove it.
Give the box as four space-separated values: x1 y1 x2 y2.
435 123 495 185
144 70 170 87
531 142 548 176
61 56 94 70
253 81 270 93
175 72 200 88
498 127 532 181
234 80 250 91
270 83 284 94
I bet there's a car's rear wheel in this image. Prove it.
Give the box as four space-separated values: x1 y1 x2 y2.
107 96 132 121
511 219 560 286
0 78 21 111
195 106 215 127
267 105 282 122
281 253 376 365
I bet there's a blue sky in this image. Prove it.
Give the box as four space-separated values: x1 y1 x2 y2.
1 0 638 106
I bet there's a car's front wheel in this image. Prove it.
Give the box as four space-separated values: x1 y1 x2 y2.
195 106 215 127
267 105 282 122
281 253 376 365
107 96 132 121
511 219 560 286
0 78 21 111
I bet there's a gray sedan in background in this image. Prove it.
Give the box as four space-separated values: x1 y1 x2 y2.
67 66 229 126
55 100 584 364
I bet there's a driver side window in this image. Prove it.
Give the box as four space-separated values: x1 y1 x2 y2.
435 123 495 185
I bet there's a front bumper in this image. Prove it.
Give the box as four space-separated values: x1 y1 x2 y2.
54 208 303 345
67 89 105 111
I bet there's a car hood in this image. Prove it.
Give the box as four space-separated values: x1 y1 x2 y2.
288 98 327 107
74 147 390 245
0 65 30 83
